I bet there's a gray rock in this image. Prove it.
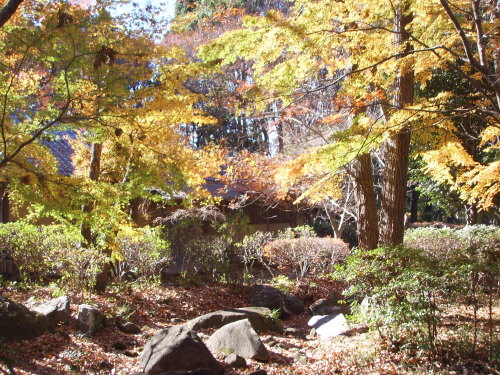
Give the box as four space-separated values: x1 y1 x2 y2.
307 313 350 339
285 293 305 315
248 285 304 319
206 319 269 362
141 325 223 375
225 353 247 367
185 307 282 333
27 296 71 326
77 304 106 335
0 296 52 342
284 327 305 338
119 321 142 334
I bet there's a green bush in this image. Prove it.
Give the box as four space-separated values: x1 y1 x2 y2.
116 226 170 280
164 209 250 283
336 245 443 350
0 222 82 282
336 225 499 355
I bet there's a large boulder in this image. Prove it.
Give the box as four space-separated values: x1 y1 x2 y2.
27 296 71 326
133 370 218 375
0 296 52 342
77 304 106 336
185 307 282 333
249 285 304 319
307 313 350 339
206 319 270 362
141 325 223 375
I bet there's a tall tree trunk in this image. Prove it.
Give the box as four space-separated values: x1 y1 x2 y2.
379 5 413 246
81 143 103 247
351 153 379 250
0 182 9 223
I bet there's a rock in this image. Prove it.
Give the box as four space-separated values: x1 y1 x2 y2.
206 319 269 362
119 321 142 334
249 370 267 375
112 341 127 350
133 370 218 375
141 325 223 375
99 360 114 371
77 304 106 336
225 353 247 367
0 296 52 342
27 296 71 326
285 293 305 315
124 350 140 357
306 327 317 340
309 298 344 316
197 332 209 340
307 313 350 339
293 352 307 365
284 327 305 338
185 307 282 333
248 285 304 319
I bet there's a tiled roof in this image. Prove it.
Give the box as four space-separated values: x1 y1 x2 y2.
202 177 247 201
41 131 75 176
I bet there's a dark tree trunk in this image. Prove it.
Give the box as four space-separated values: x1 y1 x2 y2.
130 197 142 225
351 153 379 250
0 183 9 223
0 0 23 28
81 143 103 247
276 122 284 153
379 5 413 246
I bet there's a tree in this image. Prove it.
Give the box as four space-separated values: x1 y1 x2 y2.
199 0 500 248
2 1 220 232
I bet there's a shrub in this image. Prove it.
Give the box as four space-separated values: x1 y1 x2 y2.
336 225 499 356
264 237 349 278
116 226 171 280
237 231 274 275
0 222 82 282
269 274 295 293
163 209 250 283
277 224 316 239
336 245 443 351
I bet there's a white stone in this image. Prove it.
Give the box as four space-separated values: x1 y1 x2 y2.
307 313 349 339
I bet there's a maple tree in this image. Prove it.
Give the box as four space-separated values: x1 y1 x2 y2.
0 0 220 248
199 0 500 248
